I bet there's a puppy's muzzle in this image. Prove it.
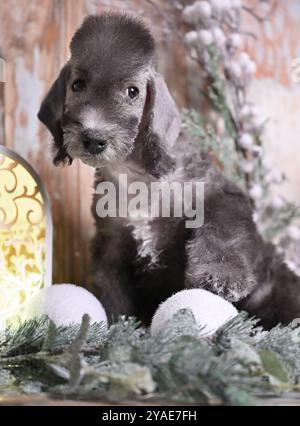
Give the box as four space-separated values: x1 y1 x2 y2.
82 129 108 154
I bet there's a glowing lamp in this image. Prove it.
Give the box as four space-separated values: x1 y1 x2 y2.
0 146 52 328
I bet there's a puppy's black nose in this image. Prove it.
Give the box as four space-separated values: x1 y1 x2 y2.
82 131 108 154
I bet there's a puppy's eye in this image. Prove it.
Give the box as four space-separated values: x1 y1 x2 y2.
127 86 139 99
71 79 86 93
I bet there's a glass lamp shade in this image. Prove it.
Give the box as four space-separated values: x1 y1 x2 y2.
0 146 52 327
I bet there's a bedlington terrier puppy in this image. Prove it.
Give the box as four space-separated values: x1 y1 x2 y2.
38 13 300 328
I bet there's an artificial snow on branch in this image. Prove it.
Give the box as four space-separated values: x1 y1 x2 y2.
1 312 300 405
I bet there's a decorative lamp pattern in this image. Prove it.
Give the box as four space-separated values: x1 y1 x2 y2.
0 146 52 327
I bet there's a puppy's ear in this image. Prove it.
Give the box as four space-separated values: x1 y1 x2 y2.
144 72 181 148
38 64 72 165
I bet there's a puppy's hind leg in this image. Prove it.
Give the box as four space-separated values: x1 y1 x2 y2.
184 230 257 303
183 175 261 303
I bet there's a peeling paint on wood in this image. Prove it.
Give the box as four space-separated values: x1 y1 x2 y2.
245 0 300 85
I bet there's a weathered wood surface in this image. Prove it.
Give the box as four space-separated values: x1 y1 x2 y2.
0 0 187 286
0 393 200 406
1 393 300 406
0 0 299 286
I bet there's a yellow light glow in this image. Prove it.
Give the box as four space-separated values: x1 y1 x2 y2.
0 150 52 328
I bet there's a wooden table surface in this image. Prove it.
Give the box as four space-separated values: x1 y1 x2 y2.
1 394 300 406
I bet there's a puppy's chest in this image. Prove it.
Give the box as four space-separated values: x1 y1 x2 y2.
94 168 163 267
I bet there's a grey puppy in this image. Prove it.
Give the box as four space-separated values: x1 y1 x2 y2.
38 13 300 328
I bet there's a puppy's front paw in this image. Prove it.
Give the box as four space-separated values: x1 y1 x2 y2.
200 272 256 302
186 262 257 303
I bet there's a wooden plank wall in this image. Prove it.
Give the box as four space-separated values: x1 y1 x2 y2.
0 0 188 287
0 0 299 287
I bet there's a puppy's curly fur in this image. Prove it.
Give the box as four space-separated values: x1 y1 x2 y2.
38 13 300 329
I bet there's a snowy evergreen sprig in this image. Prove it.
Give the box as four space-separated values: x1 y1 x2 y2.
1 312 300 405
182 0 272 192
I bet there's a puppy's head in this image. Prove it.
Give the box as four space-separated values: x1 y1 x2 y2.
38 13 181 168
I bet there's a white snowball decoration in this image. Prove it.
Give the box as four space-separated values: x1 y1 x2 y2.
241 104 252 119
182 5 196 24
238 133 254 150
237 53 257 78
195 1 212 19
287 225 300 241
25 284 107 327
286 260 298 272
249 184 263 200
265 170 284 185
227 33 242 49
270 195 285 210
184 31 199 47
212 27 226 47
248 105 259 117
246 115 263 133
238 52 251 68
198 29 213 46
227 62 242 80
251 145 263 157
242 110 261 132
183 1 212 24
210 0 230 12
241 105 260 124
151 289 238 337
240 159 255 174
